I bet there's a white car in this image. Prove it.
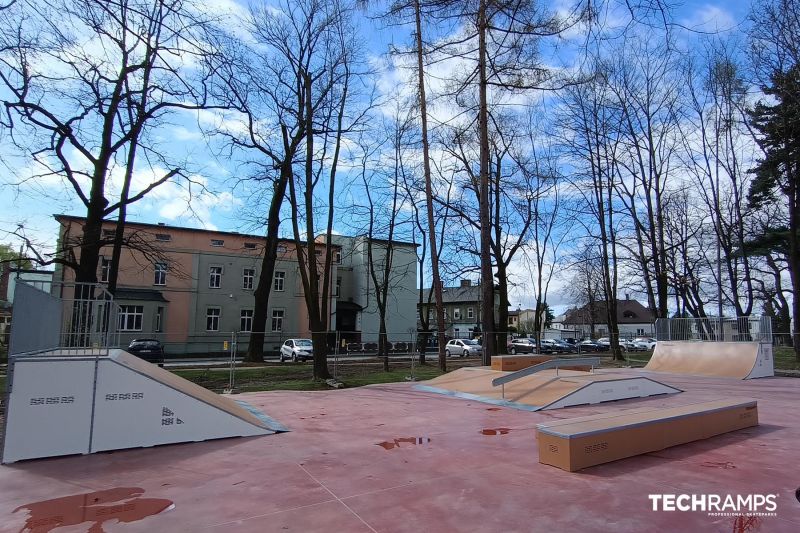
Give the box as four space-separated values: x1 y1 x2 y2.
445 339 482 357
280 338 314 362
633 337 657 351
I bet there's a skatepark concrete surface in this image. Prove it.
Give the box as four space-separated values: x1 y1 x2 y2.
1 369 799 532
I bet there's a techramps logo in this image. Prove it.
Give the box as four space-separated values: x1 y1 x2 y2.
648 493 779 517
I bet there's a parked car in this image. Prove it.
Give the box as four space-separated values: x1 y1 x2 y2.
445 339 483 357
507 338 537 354
578 339 603 352
540 339 570 354
621 339 638 351
633 337 658 351
280 338 314 362
127 338 164 365
596 337 611 349
552 339 577 353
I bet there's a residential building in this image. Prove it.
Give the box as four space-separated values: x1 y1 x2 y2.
418 280 500 339
52 215 417 355
329 235 418 344
507 309 519 330
556 297 655 339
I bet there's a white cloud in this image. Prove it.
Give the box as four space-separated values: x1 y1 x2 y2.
680 5 737 33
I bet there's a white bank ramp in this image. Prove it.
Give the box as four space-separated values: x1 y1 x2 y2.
1 349 287 463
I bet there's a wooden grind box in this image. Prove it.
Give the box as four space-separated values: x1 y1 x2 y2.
536 398 758 472
491 355 552 371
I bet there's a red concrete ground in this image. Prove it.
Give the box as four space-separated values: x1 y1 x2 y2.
2 370 799 532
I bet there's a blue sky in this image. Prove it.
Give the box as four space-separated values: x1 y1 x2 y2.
0 0 753 310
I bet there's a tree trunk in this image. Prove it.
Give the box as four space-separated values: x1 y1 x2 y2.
414 0 446 372
477 0 495 366
379 317 389 371
495 262 509 355
246 164 291 363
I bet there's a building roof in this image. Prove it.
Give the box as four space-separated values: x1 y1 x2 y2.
421 285 485 304
55 214 330 247
562 299 654 325
114 288 169 302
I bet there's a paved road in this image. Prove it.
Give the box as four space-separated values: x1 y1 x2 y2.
163 353 460 368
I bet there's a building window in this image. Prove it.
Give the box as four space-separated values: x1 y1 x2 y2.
271 309 284 332
244 242 257 249
156 306 164 333
209 266 223 288
206 308 221 331
454 308 461 320
211 239 224 247
154 262 167 286
454 328 460 338
467 307 474 319
100 257 111 283
118 305 143 332
637 328 645 336
335 277 341 297
277 245 287 253
240 309 253 332
335 251 342 264
155 233 171 242
243 268 255 290
274 271 285 291
428 309 434 321
102 229 116 238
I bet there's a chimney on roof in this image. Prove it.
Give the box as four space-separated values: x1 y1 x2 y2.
460 279 471 288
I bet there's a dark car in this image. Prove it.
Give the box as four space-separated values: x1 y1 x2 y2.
127 338 165 365
552 339 577 353
540 339 572 354
578 340 603 353
507 338 537 354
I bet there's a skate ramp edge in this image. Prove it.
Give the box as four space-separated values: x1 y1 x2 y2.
644 341 774 379
417 367 681 411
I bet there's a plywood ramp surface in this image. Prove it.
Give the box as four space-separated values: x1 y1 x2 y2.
644 342 772 379
420 368 680 410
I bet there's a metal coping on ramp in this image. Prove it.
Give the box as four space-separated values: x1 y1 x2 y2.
492 357 602 387
235 400 290 432
415 367 682 411
414 384 544 412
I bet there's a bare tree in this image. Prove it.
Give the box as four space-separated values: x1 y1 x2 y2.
213 1 337 362
681 42 757 318
559 61 626 360
0 0 226 295
384 0 450 370
285 0 367 380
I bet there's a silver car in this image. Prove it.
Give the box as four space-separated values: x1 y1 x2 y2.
445 339 482 357
633 337 657 351
280 338 314 362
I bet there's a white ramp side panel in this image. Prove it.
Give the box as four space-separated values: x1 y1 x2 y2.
2 360 96 463
645 341 773 379
543 378 682 410
1 351 285 464
749 344 774 379
91 358 271 452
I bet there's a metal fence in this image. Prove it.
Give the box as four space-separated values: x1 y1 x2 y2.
9 281 121 356
654 316 772 343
